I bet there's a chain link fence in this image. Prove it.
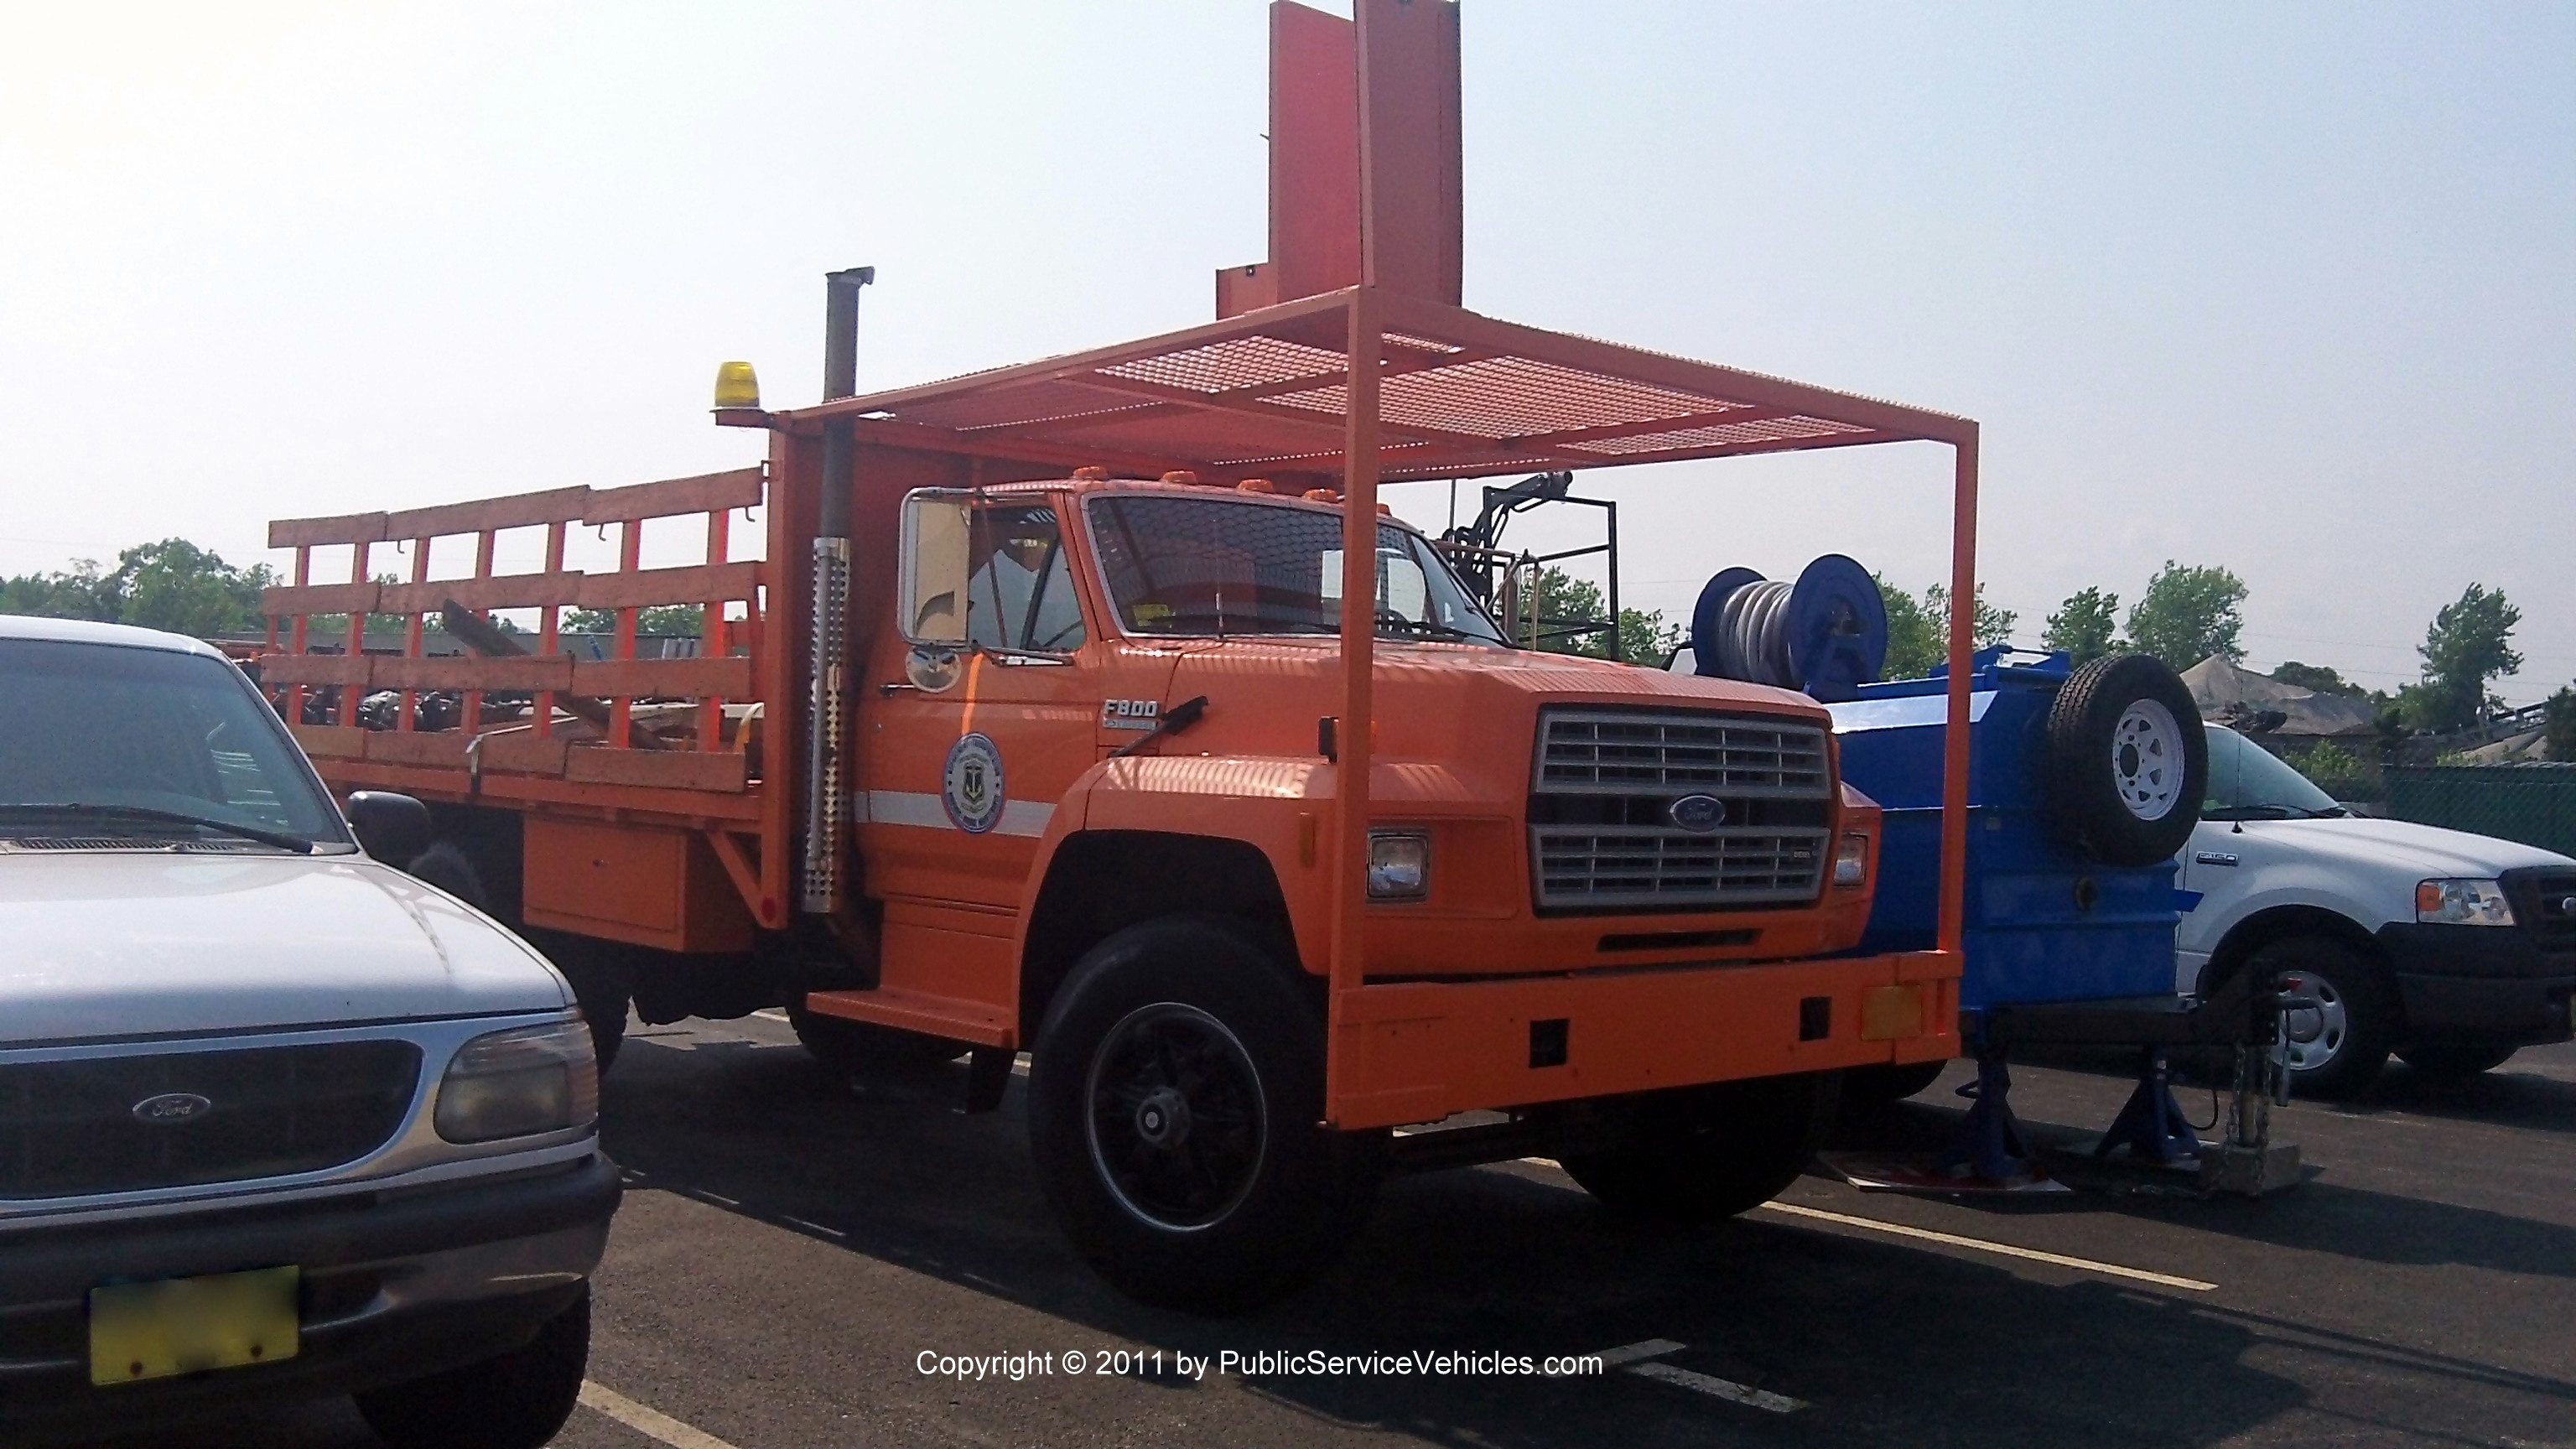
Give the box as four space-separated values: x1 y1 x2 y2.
2386 764 2576 858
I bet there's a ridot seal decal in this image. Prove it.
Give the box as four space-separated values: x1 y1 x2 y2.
943 732 1006 834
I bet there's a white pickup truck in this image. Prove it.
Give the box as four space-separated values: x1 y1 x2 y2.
2178 724 2576 1093
0 616 617 1447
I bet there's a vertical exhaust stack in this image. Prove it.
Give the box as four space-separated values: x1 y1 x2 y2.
802 265 874 915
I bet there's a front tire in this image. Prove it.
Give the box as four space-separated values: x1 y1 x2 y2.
1026 918 1383 1314
1561 1070 1841 1221
2253 935 2393 1096
353 1289 589 1449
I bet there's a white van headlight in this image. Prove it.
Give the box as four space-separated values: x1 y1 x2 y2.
434 1018 600 1143
2415 879 2515 927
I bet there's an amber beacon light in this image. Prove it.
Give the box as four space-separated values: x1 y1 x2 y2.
712 360 761 410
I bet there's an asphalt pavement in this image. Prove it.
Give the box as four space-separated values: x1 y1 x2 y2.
86 1017 2576 1449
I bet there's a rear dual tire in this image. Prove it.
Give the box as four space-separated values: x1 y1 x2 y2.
1026 918 1384 1315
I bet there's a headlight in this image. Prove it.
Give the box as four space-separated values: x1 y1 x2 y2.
1368 830 1430 900
434 1017 600 1143
2415 879 2515 927
1834 832 1870 889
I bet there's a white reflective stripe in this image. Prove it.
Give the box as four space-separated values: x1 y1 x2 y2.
862 790 1053 839
865 791 949 828
1824 689 1998 734
995 800 1054 839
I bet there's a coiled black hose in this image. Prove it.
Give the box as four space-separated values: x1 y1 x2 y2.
1706 578 1800 688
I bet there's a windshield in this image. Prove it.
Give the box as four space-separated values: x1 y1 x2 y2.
2202 724 2342 818
0 639 350 849
1085 494 1507 645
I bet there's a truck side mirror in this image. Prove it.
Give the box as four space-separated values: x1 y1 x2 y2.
897 490 974 647
346 791 433 865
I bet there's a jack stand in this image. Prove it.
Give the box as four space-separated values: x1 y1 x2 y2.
1939 1048 2036 1182
2096 1047 2201 1165
2199 1040 2301 1196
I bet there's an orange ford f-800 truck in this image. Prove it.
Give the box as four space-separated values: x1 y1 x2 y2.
255 3 1979 1312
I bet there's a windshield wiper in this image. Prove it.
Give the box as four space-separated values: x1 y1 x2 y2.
0 802 315 854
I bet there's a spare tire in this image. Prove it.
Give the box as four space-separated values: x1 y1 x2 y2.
2043 654 2207 865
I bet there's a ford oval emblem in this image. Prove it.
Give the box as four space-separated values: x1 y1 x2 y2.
1667 794 1727 833
132 1092 213 1125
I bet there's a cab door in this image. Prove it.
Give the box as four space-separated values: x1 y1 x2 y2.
861 497 1098 913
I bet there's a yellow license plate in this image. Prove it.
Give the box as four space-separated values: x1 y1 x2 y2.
89 1266 299 1386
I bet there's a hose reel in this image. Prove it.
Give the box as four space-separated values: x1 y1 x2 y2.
1689 554 1888 701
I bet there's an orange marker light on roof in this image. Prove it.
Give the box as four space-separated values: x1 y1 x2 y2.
1303 488 1342 503
1237 478 1276 493
1072 465 1110 482
1161 470 1201 486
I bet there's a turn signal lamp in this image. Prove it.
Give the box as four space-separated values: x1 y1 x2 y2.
712 361 761 410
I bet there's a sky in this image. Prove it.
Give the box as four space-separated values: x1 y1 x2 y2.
3 2 2569 699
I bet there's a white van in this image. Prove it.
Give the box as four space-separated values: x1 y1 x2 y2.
2177 724 2576 1093
0 617 617 1446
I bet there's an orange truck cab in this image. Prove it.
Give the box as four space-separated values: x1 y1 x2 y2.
257 0 1981 1311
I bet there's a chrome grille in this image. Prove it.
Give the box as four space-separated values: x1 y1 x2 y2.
1535 709 1828 797
1535 828 1826 908
1530 708 1834 912
0 1041 421 1200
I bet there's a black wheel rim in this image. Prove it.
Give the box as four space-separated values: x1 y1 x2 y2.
1083 1003 1268 1232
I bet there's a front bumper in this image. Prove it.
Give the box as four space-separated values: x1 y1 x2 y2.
0 1153 619 1436
2376 922 2576 1046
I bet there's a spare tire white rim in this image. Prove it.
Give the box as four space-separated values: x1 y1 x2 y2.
2112 698 2184 821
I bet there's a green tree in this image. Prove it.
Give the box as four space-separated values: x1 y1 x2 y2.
1879 576 2013 679
0 558 115 621
1878 575 1936 679
2402 584 2521 734
2290 740 2373 801
564 604 705 636
2124 561 2246 668
2043 586 2121 665
2270 661 2366 698
2545 685 2576 761
1519 567 1678 665
1 540 273 636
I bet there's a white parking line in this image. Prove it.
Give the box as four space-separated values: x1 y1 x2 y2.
1587 1339 1804 1412
1595 1337 1686 1367
778 1213 847 1239
1629 1360 1807 1412
1754 1202 2217 1291
580 1381 740 1449
750 1009 791 1024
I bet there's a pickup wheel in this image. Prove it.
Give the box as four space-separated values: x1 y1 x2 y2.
787 1000 967 1079
2397 1042 2516 1080
2253 935 2393 1096
1561 1070 1841 1221
1027 918 1384 1314
353 1287 589 1449
2044 654 2208 866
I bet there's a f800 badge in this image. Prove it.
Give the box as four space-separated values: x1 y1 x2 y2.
943 733 1006 834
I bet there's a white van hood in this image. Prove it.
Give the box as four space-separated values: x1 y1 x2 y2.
2235 816 2576 877
0 854 569 1046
